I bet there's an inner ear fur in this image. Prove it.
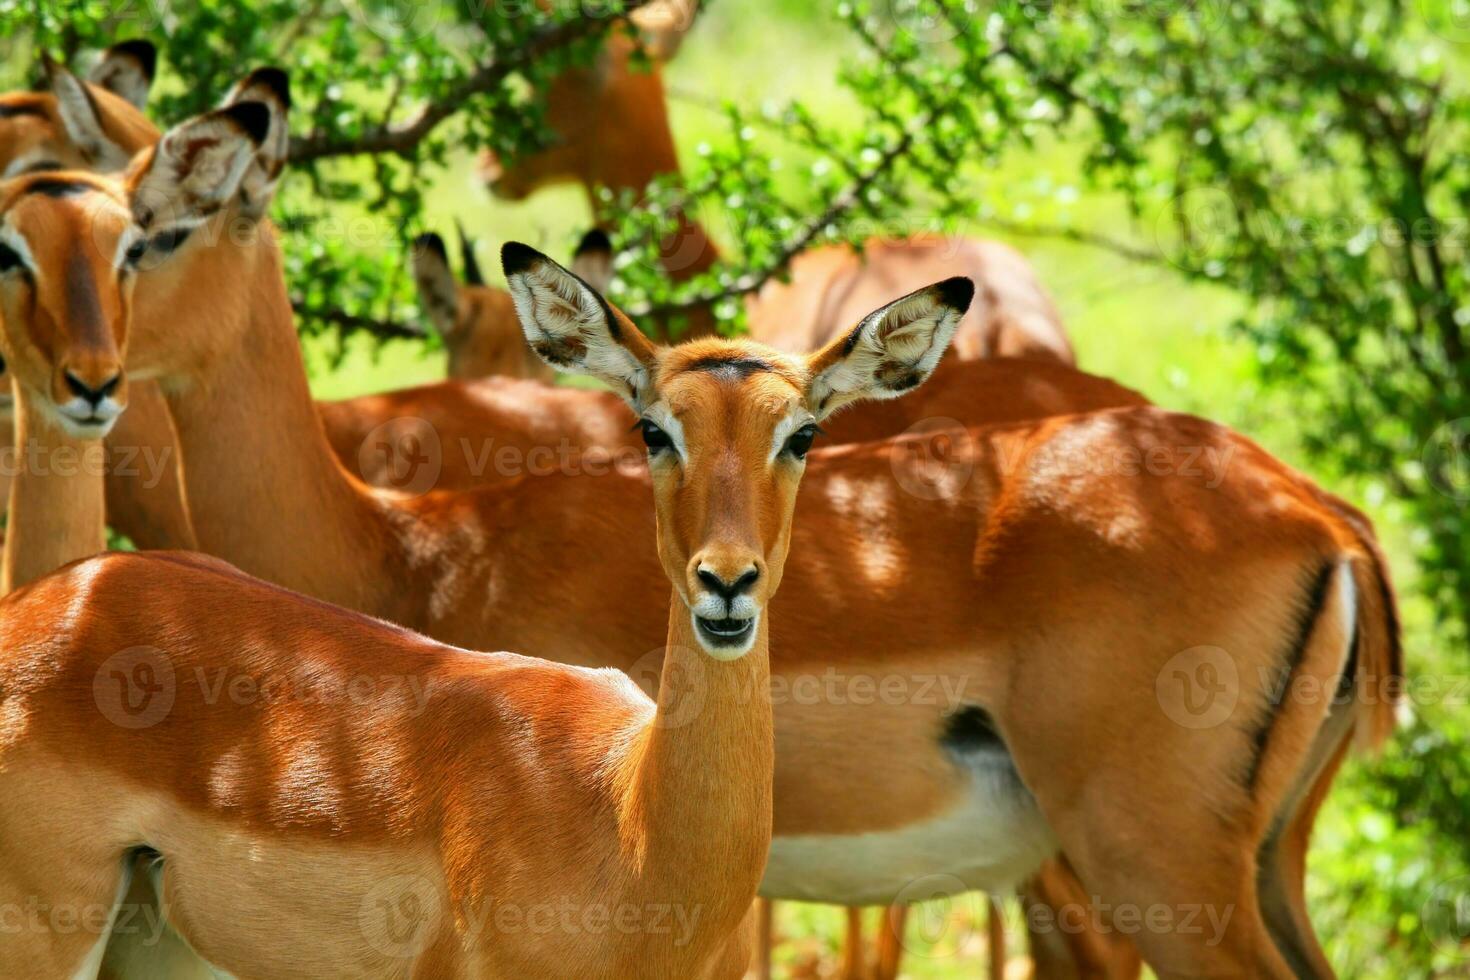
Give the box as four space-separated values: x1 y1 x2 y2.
502 241 658 403
87 39 157 110
221 67 291 219
127 101 271 232
806 276 974 418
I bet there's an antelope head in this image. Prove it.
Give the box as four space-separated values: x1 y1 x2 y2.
0 171 138 437
503 242 973 657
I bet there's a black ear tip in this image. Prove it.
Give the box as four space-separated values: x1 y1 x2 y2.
413 232 448 262
575 228 612 256
110 39 158 80
223 100 271 145
244 67 291 109
501 241 545 276
934 276 975 314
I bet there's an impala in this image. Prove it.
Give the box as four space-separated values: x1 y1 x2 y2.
0 46 195 553
0 169 134 591
20 84 1399 977
0 228 969 980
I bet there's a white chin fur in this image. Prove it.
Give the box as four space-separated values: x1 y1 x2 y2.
691 609 760 661
54 400 122 440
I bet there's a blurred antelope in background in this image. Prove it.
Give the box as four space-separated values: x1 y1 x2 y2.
410 224 554 382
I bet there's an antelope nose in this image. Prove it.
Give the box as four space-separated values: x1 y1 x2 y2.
696 564 760 601
64 369 122 408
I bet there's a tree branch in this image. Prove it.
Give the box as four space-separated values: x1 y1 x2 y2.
288 3 652 164
292 301 424 342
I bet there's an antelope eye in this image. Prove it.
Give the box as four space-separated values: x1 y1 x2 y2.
783 423 820 460
0 243 23 274
148 226 193 256
124 238 148 266
640 419 673 453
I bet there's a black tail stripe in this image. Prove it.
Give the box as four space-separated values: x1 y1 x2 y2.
1243 560 1337 793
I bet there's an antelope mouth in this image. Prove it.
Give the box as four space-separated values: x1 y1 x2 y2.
55 404 121 438
695 615 755 645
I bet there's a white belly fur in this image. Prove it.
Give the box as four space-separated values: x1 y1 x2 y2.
760 753 1056 906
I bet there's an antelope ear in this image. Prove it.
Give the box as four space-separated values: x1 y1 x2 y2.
502 242 658 406
569 229 614 294
455 220 485 287
87 39 157 109
412 233 458 338
220 68 290 219
44 55 131 171
805 277 973 419
127 102 270 235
